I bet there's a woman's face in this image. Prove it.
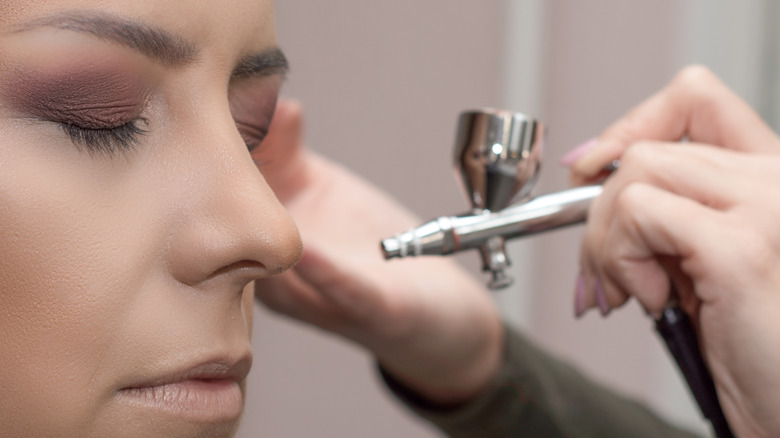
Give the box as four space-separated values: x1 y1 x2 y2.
0 1 301 436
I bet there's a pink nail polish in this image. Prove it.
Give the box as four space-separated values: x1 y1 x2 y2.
574 274 587 318
560 138 598 167
594 277 609 316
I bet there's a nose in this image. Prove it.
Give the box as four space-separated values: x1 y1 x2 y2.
165 103 302 288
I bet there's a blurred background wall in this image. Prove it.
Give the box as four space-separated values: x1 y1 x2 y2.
238 1 775 436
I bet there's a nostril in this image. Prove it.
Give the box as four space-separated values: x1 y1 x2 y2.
205 260 266 281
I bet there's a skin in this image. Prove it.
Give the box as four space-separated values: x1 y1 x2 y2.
0 1 301 437
572 66 780 437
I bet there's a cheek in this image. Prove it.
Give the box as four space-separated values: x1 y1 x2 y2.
0 124 162 431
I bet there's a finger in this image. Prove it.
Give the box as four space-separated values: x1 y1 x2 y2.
573 66 780 182
584 183 726 317
580 143 780 317
580 142 737 300
580 142 742 315
253 98 303 164
252 98 310 203
602 141 744 211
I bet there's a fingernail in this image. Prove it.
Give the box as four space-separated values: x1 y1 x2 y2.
574 274 587 318
594 277 610 316
559 138 598 167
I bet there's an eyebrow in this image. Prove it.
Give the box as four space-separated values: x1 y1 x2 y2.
14 10 291 78
17 11 198 67
233 48 289 80
17 11 290 79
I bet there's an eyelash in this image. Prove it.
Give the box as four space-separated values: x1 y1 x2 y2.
60 118 147 153
57 115 267 154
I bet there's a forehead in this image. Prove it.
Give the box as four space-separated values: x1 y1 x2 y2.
0 0 277 52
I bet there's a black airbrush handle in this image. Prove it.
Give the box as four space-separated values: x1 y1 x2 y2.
655 305 734 438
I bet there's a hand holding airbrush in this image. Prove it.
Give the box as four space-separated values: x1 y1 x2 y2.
380 104 734 437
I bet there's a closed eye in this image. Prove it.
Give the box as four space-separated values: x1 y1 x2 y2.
60 118 148 153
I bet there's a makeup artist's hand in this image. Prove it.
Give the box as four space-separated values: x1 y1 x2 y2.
253 99 504 406
569 66 780 438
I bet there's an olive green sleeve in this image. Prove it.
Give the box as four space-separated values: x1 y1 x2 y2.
381 323 704 438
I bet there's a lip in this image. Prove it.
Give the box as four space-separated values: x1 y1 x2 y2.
117 355 252 422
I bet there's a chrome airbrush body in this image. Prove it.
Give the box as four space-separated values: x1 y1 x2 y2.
381 185 601 286
380 108 598 288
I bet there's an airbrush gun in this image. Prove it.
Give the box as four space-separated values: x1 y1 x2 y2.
381 108 598 289
380 109 734 438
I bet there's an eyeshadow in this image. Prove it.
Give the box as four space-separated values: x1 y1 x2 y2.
2 64 148 129
229 79 280 150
